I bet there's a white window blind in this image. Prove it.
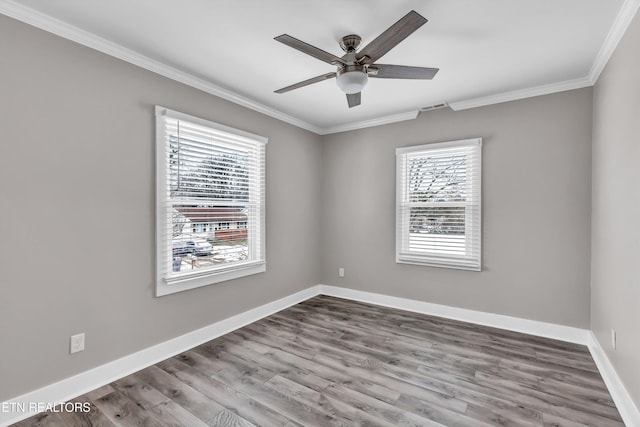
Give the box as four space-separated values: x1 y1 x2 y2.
396 138 481 271
156 106 266 296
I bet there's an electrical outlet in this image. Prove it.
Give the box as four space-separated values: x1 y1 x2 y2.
70 333 85 354
338 267 345 278
611 329 616 350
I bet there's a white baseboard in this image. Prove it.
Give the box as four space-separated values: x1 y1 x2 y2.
588 332 640 426
0 285 322 427
318 285 640 424
318 285 591 345
3 284 637 427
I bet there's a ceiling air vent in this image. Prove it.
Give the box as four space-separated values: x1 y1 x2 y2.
419 103 449 112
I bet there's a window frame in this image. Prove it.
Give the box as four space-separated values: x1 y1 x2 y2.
155 106 267 296
396 138 482 271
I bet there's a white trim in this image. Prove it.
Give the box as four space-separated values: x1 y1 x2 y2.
156 263 267 297
319 111 419 135
395 137 482 154
321 285 639 422
448 77 592 111
3 285 638 427
588 332 640 427
318 285 590 344
395 139 482 271
441 0 640 112
154 106 267 296
0 0 322 135
0 286 322 427
588 0 640 84
157 106 269 144
2 0 638 133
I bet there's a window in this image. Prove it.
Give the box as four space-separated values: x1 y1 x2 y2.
156 106 267 296
396 138 481 271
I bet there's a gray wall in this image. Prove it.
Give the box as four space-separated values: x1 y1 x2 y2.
0 16 323 400
320 89 593 328
591 11 640 407
2 9 627 405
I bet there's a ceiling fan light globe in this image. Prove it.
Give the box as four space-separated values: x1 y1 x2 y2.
336 71 368 94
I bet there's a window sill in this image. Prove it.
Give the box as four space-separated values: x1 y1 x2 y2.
156 262 266 296
396 256 480 272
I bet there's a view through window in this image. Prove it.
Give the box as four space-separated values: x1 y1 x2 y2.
396 138 481 270
156 107 266 295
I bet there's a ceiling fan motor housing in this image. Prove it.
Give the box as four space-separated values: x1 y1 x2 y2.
339 34 362 52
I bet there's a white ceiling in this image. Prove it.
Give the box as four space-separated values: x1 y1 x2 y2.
2 0 636 133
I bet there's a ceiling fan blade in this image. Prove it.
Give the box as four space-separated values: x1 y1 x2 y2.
357 10 427 64
275 34 346 65
346 92 361 108
369 64 439 79
274 72 337 94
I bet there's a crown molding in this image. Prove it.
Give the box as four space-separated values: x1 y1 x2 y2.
319 110 419 135
0 0 323 135
2 0 638 134
448 77 593 111
588 0 640 84
449 0 640 112
0 0 418 135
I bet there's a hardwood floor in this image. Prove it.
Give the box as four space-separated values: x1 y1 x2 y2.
13 296 624 426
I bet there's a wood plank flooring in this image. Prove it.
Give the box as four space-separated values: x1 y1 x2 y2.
12 296 624 426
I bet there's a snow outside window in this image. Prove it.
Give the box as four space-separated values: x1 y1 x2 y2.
396 138 482 271
155 107 267 296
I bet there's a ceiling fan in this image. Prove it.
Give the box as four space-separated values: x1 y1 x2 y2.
274 10 439 108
